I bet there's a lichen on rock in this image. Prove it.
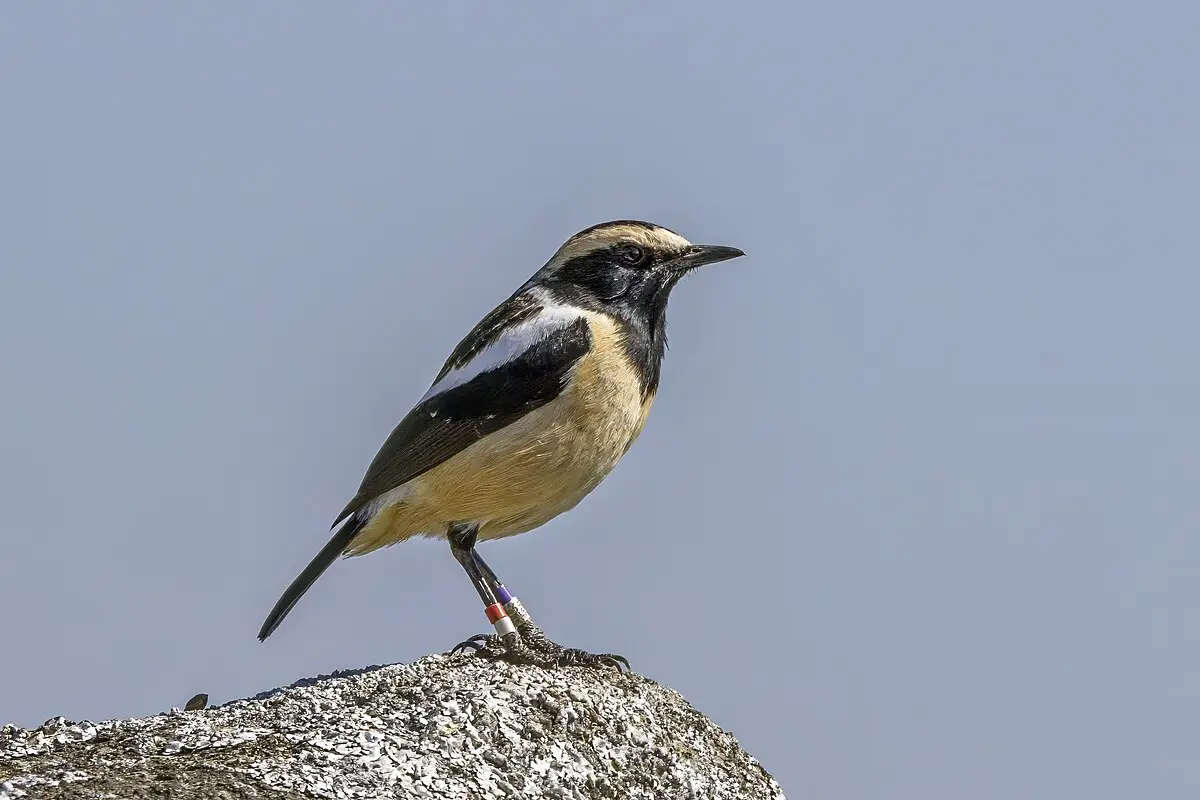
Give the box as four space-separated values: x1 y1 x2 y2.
0 653 784 799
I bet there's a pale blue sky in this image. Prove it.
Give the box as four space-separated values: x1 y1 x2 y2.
2 4 1198 797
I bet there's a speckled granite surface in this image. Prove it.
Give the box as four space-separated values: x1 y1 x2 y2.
0 653 784 799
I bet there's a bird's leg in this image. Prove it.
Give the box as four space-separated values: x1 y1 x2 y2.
446 523 557 667
469 551 562 655
468 550 556 652
451 535 629 671
446 523 521 650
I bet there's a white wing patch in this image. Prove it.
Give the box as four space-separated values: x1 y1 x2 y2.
421 302 584 402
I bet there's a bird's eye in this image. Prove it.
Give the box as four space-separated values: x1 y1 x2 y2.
619 245 646 266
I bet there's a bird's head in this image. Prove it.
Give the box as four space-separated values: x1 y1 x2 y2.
528 220 744 320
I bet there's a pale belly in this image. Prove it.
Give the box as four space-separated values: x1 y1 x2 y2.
344 334 654 555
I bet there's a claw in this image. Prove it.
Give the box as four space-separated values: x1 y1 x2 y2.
552 647 630 670
600 654 632 672
450 633 492 654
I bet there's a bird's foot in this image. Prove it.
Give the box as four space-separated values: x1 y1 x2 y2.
513 621 566 655
450 627 629 671
515 621 630 670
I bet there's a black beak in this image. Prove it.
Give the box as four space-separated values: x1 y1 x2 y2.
669 244 745 272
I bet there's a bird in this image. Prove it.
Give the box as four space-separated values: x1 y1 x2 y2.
257 220 744 668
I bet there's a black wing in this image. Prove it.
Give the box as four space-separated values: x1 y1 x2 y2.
331 314 591 527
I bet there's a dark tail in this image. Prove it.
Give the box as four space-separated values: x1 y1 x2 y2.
257 516 365 641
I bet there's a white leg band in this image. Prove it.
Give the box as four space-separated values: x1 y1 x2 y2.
492 615 518 637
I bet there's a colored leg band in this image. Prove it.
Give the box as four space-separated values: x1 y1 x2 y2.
493 615 517 637
484 603 518 637
495 584 513 604
504 596 532 626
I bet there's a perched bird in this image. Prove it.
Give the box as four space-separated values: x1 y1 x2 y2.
257 220 744 668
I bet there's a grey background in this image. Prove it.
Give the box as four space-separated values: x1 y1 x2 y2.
2 4 1197 797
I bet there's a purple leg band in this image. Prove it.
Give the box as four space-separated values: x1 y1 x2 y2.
495 584 513 604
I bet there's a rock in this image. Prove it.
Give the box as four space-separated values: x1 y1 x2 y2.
0 653 784 799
